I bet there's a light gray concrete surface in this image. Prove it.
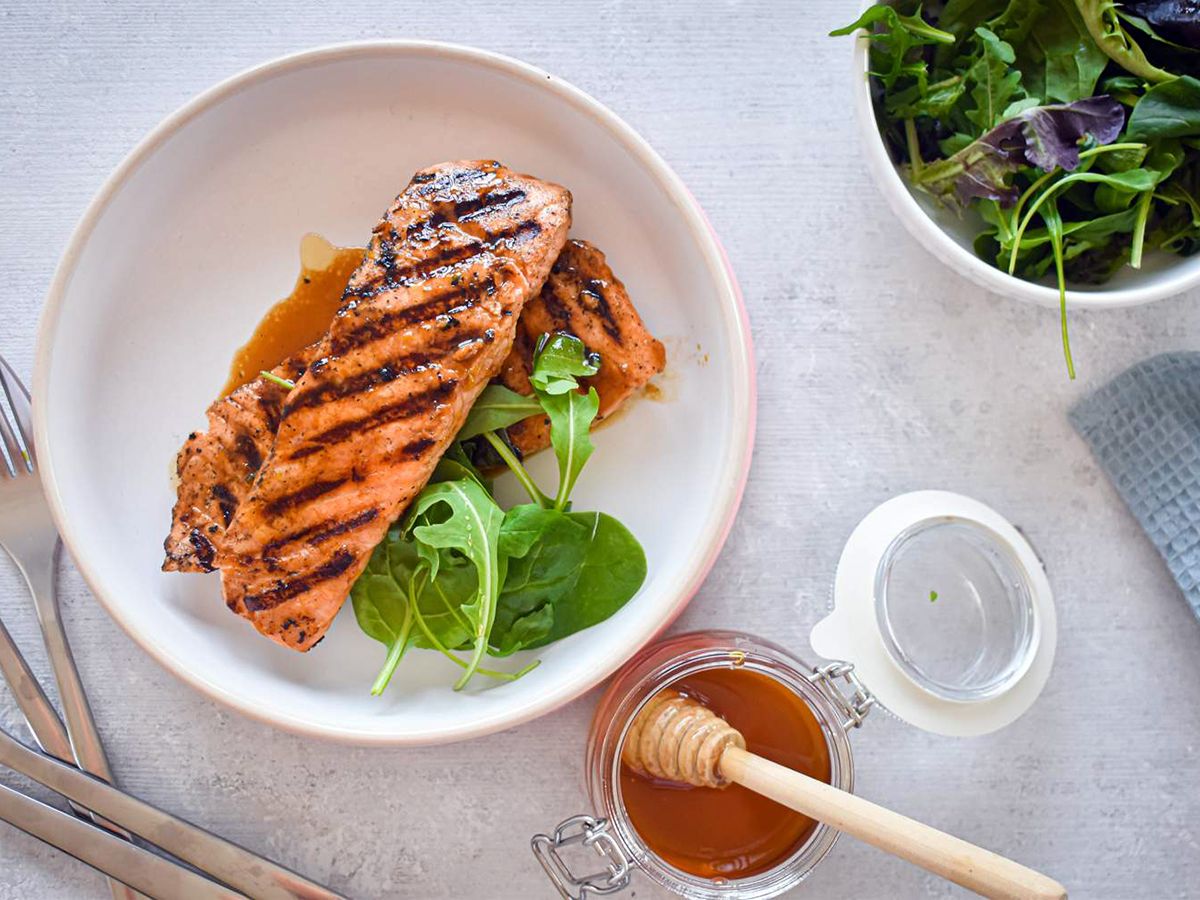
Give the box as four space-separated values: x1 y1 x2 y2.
1 2 1198 897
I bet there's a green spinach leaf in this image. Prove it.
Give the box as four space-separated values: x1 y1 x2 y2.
995 0 1109 103
350 526 418 695
491 506 590 654
1126 75 1200 140
550 512 648 642
490 510 646 654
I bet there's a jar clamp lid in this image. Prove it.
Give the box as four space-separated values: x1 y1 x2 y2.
532 633 873 900
811 491 1057 737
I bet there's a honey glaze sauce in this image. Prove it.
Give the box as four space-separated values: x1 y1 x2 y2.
222 234 365 396
619 667 832 881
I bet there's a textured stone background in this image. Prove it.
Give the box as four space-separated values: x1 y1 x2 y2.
1 2 1198 897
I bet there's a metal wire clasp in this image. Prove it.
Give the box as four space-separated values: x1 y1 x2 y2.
532 815 631 899
811 661 876 730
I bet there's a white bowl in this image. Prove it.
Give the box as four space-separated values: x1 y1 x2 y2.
851 32 1200 309
33 42 755 745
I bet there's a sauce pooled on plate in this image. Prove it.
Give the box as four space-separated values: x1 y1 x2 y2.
222 233 364 396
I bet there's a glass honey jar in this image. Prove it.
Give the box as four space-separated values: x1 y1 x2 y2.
533 492 1057 899
533 630 874 899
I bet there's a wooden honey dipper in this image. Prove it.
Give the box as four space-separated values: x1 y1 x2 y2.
624 690 1067 900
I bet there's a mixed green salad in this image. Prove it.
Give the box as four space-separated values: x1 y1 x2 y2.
833 0 1200 376
347 334 646 694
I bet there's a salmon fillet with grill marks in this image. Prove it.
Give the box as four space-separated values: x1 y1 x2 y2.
497 240 666 457
163 351 315 573
163 240 665 574
217 161 571 650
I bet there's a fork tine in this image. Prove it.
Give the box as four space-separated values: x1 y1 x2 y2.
0 406 21 478
0 356 33 473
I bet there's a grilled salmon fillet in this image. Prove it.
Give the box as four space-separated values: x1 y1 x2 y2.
217 161 571 650
497 240 666 457
163 239 665 575
163 351 314 573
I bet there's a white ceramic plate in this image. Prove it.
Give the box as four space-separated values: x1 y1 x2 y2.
34 42 755 745
850 30 1200 309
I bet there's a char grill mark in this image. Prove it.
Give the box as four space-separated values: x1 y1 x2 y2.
211 484 237 527
403 188 529 240
582 279 623 344
411 165 497 196
330 280 491 355
285 379 460 460
346 219 541 299
538 283 574 329
284 331 487 415
261 507 380 557
398 437 436 460
188 530 217 572
262 477 347 517
242 550 357 613
456 188 527 221
233 432 263 473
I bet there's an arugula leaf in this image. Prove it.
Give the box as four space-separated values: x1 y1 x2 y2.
406 480 505 690
529 333 603 509
1126 75 1200 140
529 333 600 395
433 441 492 492
542 388 600 510
456 384 544 441
830 3 954 105
964 27 1023 131
885 74 966 120
1041 196 1075 379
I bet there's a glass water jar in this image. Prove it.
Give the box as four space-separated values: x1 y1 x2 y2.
533 631 875 900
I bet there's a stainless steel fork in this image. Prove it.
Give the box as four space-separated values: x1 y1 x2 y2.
0 355 138 900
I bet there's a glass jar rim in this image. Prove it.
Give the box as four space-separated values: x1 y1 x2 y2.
585 631 860 899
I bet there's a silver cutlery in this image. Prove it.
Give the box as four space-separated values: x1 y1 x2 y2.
0 356 343 899
0 724 345 899
0 355 113 782
0 355 138 900
0 782 246 900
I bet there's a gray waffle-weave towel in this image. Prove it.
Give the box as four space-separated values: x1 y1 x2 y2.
1070 352 1200 622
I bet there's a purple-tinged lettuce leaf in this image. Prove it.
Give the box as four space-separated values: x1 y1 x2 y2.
913 96 1126 206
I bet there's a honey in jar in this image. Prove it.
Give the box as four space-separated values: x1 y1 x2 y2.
619 666 832 880
557 631 860 899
